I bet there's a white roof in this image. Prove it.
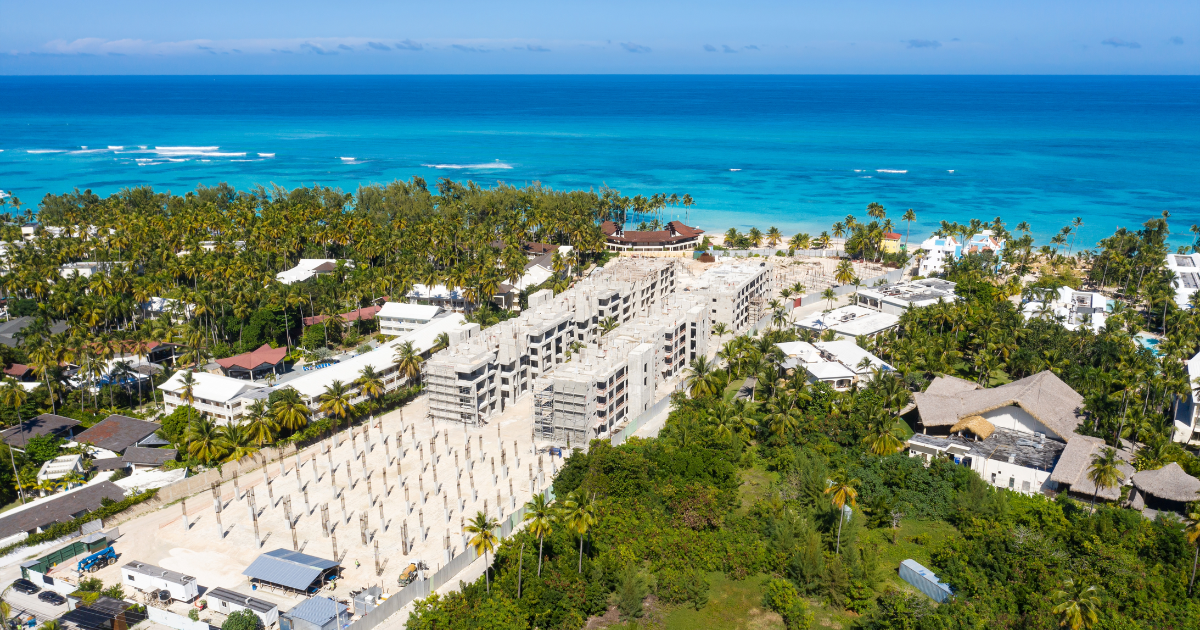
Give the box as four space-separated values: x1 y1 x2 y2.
284 314 466 399
814 340 892 374
1166 253 1200 307
775 341 821 363
142 297 193 316
806 361 856 379
378 302 441 321
159 371 266 404
407 284 465 300
513 265 554 291
794 305 899 337
38 455 83 480
276 259 345 285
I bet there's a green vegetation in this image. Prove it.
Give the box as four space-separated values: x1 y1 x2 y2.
221 609 263 630
406 215 1200 629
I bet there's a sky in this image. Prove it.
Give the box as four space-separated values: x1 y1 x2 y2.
1 0 1196 74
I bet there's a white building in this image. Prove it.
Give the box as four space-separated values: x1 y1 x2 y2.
276 259 347 285
855 279 958 315
1175 352 1200 447
159 372 268 425
37 455 84 484
407 284 473 312
121 561 200 603
776 340 892 391
1021 286 1110 332
378 303 442 336
915 235 961 277
1166 252 1200 308
905 371 1088 496
794 304 899 339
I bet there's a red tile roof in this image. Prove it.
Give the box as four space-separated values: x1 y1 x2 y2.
601 221 704 244
216 344 289 370
884 232 902 240
303 305 383 327
4 363 31 378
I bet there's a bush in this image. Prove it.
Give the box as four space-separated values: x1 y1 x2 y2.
613 565 650 620
100 584 124 600
762 578 813 630
157 406 193 444
188 609 200 622
23 434 63 466
221 609 262 630
77 577 103 592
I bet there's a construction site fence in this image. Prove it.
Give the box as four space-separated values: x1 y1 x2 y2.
348 486 556 630
710 247 846 259
610 382 682 446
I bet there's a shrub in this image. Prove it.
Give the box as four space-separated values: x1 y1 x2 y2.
188 609 200 622
613 565 650 620
221 609 262 630
762 578 813 630
77 577 103 592
100 584 124 600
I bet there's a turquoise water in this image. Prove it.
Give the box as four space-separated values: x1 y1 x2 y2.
1 76 1197 246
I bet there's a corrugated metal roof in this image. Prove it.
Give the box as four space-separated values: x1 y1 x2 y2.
242 549 338 591
284 596 346 625
206 587 277 614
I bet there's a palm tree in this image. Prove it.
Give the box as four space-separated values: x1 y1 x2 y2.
243 400 278 447
1051 579 1101 630
1184 511 1200 596
179 371 198 429
683 356 720 398
834 260 854 285
1085 447 1125 507
522 494 555 576
862 413 904 456
825 476 859 554
711 322 729 340
185 417 227 464
356 365 385 410
901 208 916 249
318 381 353 433
821 288 837 311
465 511 499 593
393 341 423 384
433 332 450 352
560 491 597 573
765 226 782 247
220 422 259 463
599 316 620 336
0 378 29 504
271 388 311 432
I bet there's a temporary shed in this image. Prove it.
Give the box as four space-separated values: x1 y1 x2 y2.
121 560 199 602
898 559 953 603
206 587 279 626
280 596 348 630
243 548 340 594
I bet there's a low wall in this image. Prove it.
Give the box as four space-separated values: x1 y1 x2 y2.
147 606 212 630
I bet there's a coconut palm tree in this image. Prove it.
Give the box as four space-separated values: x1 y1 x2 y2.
271 388 311 432
1086 446 1125 507
599 316 620 336
683 356 721 398
220 422 259 463
465 511 499 593
560 491 597 573
522 494 555 576
0 378 29 504
356 365 385 409
1184 511 1200 596
825 476 859 554
185 417 227 464
862 411 905 456
901 208 916 248
765 226 782 247
1051 579 1101 630
318 381 353 434
179 370 198 428
821 288 837 311
243 400 278 447
711 322 729 340
393 341 423 385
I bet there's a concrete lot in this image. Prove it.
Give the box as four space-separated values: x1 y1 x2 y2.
29 393 554 621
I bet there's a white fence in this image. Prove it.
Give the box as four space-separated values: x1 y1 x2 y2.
147 606 212 630
610 384 680 446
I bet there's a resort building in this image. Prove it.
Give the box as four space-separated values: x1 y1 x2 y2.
533 338 656 445
776 340 891 391
160 371 268 425
302 304 383 327
793 304 899 339
378 303 442 336
1128 463 1200 514
1049 435 1135 503
601 221 704 252
406 284 473 312
965 230 1006 256
276 259 348 285
1166 252 1200 307
1021 286 1110 332
905 372 1087 495
1 413 80 450
138 297 192 321
74 414 168 456
215 343 288 380
915 235 961 276
1174 351 1200 446
679 260 772 332
36 454 85 484
855 279 958 315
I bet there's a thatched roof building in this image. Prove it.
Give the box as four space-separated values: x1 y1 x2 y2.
1130 463 1200 509
1048 435 1135 502
912 371 1085 440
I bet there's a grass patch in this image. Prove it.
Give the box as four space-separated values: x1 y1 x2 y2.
664 572 783 630
738 465 777 514
722 378 746 402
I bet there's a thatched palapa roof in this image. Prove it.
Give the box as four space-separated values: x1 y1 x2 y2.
1048 434 1135 501
1131 462 1200 503
912 371 1085 440
949 415 996 440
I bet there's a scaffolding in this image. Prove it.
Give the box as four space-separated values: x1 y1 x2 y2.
425 363 475 425
533 378 555 441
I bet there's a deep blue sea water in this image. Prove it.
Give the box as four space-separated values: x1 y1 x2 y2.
1 75 1197 247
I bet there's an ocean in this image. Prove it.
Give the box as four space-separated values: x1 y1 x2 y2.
1 75 1197 247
